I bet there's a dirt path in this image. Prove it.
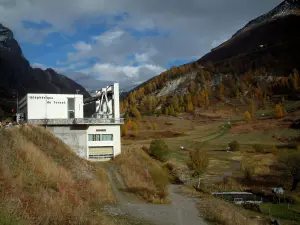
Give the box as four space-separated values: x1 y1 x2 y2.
103 163 208 225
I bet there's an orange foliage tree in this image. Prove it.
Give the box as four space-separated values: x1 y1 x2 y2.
275 104 284 119
244 111 251 121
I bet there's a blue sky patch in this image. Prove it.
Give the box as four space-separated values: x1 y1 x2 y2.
22 20 53 30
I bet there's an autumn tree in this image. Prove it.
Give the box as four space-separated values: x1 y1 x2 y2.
171 96 179 111
145 95 153 112
126 118 133 130
146 122 152 130
131 106 142 120
164 107 169 116
169 106 176 116
292 69 300 91
160 96 166 105
132 121 139 136
121 124 128 137
275 104 284 118
179 96 184 106
218 83 225 101
250 99 255 115
197 92 204 106
191 95 198 107
156 108 162 117
254 88 262 99
184 93 192 104
129 92 136 104
189 80 197 94
187 102 194 113
245 111 251 121
146 82 153 93
188 150 209 189
204 91 210 109
152 123 158 130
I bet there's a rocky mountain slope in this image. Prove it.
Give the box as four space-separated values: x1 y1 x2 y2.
198 0 300 75
0 23 90 114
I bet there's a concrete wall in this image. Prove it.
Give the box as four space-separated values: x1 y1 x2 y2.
47 126 88 159
87 124 121 157
26 94 83 120
46 124 121 160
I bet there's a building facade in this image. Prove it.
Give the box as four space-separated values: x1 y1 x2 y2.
19 83 123 161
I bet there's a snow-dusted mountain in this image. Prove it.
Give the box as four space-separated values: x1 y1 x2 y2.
233 0 300 38
198 0 300 75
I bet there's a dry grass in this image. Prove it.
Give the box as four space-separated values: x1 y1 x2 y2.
113 146 169 204
0 124 115 225
197 197 266 225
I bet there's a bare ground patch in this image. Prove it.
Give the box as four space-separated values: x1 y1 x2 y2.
230 119 291 134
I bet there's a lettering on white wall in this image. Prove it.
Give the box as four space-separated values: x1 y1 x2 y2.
29 96 66 104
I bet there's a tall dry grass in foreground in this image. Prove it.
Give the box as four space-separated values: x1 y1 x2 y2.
113 146 169 204
0 124 115 225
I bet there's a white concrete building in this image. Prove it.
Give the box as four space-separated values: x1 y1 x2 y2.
19 83 124 161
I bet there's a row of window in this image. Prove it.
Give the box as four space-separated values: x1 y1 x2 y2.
88 134 113 141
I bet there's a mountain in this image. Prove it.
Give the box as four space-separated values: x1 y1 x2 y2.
198 0 300 75
121 0 300 117
0 23 91 115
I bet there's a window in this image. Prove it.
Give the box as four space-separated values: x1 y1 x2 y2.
102 134 113 141
88 134 113 141
68 98 75 118
88 134 101 141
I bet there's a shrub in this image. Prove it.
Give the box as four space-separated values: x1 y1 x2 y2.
146 122 152 130
252 144 265 153
242 202 261 212
152 123 158 130
269 145 277 154
242 165 254 183
149 139 169 162
228 140 240 152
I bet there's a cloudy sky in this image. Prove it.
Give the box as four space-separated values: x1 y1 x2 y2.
0 0 282 91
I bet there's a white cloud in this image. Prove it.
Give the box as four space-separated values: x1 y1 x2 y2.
73 41 92 52
134 47 158 63
92 30 124 46
0 0 283 90
79 62 165 82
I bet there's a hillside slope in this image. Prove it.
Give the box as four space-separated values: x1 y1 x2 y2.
0 23 90 114
198 0 300 75
0 125 115 224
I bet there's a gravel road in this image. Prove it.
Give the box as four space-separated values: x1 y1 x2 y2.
104 163 208 225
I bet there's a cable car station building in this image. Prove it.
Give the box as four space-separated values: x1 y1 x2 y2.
18 83 124 161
